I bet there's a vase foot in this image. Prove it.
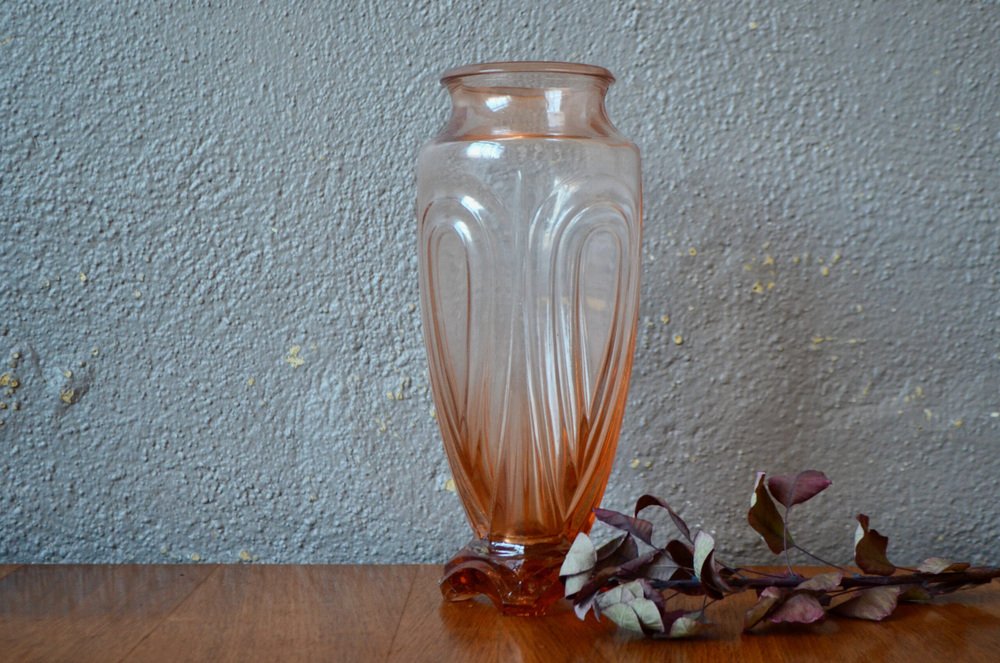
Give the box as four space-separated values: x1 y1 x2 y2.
439 539 570 616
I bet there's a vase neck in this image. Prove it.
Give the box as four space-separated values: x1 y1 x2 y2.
438 62 618 140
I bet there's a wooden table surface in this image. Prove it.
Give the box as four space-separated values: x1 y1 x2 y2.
1 563 998 662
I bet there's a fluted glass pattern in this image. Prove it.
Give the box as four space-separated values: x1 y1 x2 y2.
416 62 641 614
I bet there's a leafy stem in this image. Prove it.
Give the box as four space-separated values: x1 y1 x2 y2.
558 469 999 639
643 568 1000 593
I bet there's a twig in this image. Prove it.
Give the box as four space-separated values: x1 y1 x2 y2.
649 567 1000 592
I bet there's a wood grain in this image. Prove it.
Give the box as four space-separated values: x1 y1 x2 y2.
587 584 1000 663
0 565 996 662
0 564 20 581
388 566 615 662
0 565 215 663
391 565 1000 663
123 564 418 663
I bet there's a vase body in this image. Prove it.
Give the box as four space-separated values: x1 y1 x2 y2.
416 62 642 615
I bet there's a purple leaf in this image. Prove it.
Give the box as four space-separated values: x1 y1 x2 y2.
833 586 901 621
617 549 678 581
664 540 698 588
616 548 659 576
767 470 832 508
644 557 682 582
595 534 630 561
700 550 732 599
797 571 843 592
854 514 896 576
917 557 970 574
769 593 827 625
594 533 639 572
744 587 785 631
665 540 694 573
748 472 793 554
634 494 692 542
594 508 654 546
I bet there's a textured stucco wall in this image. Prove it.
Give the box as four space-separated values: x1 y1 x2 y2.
1 1 997 566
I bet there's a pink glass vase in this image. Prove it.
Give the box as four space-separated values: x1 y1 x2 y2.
416 62 642 615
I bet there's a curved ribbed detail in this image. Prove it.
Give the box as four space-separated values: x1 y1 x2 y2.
420 193 503 531
419 174 640 546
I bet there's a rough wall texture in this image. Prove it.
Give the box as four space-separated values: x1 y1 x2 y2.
1 1 997 566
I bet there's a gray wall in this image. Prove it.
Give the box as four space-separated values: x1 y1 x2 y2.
1 1 997 566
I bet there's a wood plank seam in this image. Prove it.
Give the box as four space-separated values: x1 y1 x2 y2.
113 565 222 663
0 565 22 582
385 565 422 658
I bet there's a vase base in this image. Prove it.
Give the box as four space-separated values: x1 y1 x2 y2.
439 539 570 616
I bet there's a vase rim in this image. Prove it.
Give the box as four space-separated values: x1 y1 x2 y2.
440 61 615 85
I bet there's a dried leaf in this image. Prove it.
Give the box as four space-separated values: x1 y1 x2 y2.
602 603 643 633
596 580 663 635
689 531 732 599
631 597 666 633
560 533 597 576
703 553 733 599
618 549 679 581
644 557 682 582
797 571 843 592
605 535 640 567
574 591 597 620
649 609 686 639
665 540 694 576
616 549 656 577
748 472 792 554
692 531 715 580
595 534 630 562
926 576 993 596
594 508 654 546
596 579 644 608
594 534 626 560
899 585 933 603
770 593 826 625
638 578 666 609
663 540 698 590
668 615 704 638
744 587 785 631
833 586 901 621
634 494 692 542
564 572 590 597
854 514 896 576
572 566 618 606
918 557 970 574
767 470 832 508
